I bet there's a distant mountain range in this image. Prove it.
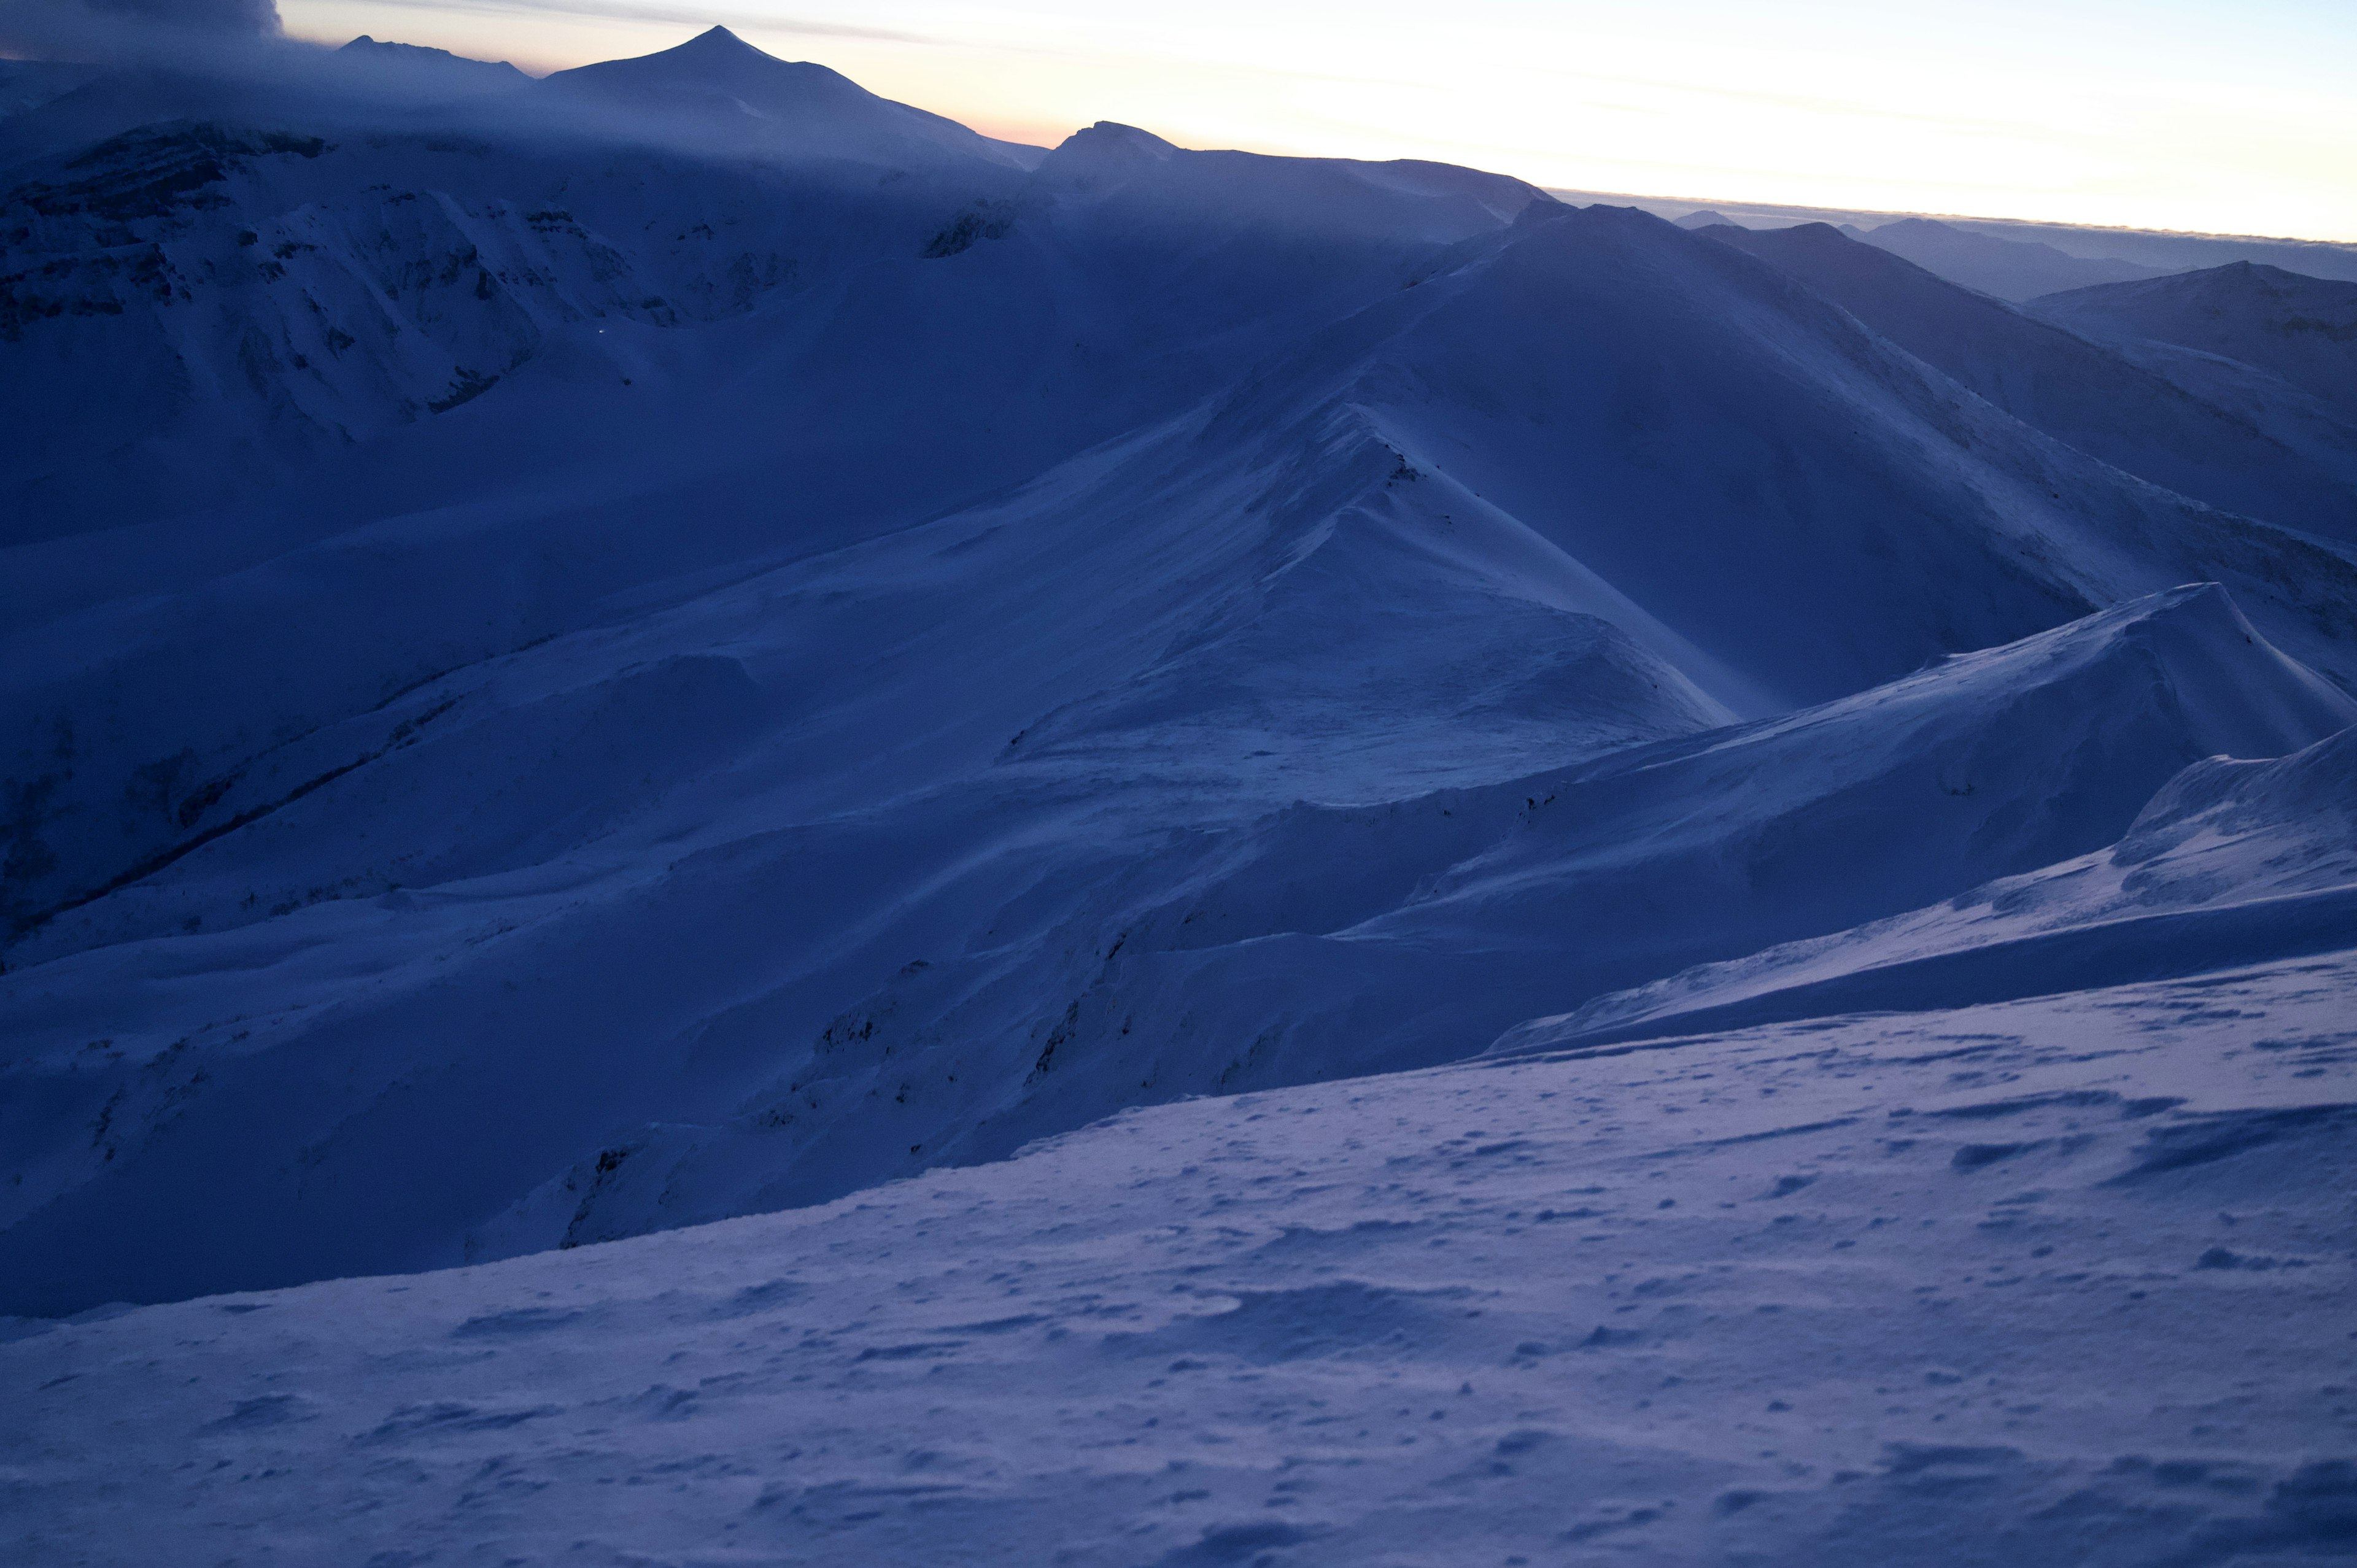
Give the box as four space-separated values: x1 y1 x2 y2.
1647 189 2357 293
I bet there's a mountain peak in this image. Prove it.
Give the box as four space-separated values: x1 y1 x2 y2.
532 21 1032 169
677 25 759 55
1034 121 1179 190
541 24 850 101
336 33 528 82
1062 122 1177 160
651 24 799 73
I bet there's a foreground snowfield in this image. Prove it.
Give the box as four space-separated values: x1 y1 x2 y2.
8 950 2354 1565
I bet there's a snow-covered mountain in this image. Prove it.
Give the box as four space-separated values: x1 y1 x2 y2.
1625 189 2357 287
1700 220 2357 543
2030 260 2357 418
541 26 1042 171
4 31 2356 1560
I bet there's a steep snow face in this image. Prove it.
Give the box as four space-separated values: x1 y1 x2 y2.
1857 216 2176 301
2030 261 2357 419
0 115 1026 541
335 34 529 91
1702 222 2357 544
7 941 2353 1567
0 29 1086 540
0 90 1546 545
1334 204 2357 705
0 140 1549 944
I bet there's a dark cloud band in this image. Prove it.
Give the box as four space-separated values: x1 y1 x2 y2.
85 0 279 30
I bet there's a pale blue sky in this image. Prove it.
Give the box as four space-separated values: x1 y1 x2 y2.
279 0 2357 238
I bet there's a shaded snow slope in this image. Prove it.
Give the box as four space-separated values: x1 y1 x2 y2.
7 946 2353 1567
9 54 2357 1319
0 50 1046 539
1082 582 2354 1090
0 386 1728 1313
0 123 912 539
2030 261 2357 419
1702 222 2357 543
1345 204 2357 705
1856 217 2176 301
0 75 1546 542
1500 716 2357 1056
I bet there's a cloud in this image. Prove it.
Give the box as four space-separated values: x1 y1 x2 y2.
85 0 279 31
0 0 282 61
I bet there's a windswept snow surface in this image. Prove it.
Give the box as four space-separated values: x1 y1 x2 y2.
6 31 2357 1562
6 950 2355 1566
1500 709 2357 1056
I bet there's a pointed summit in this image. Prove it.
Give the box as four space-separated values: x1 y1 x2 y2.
543 22 817 96
670 25 764 58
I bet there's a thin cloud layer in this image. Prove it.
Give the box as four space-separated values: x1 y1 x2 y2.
0 0 282 61
89 0 279 30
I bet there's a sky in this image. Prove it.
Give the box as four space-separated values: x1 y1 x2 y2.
131 0 2357 238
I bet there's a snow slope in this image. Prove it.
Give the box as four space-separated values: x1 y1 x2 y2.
1501 714 2357 1055
6 941 2353 1567
0 47 1048 539
5 37 2357 1327
1 564 2343 1316
1702 221 2357 543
